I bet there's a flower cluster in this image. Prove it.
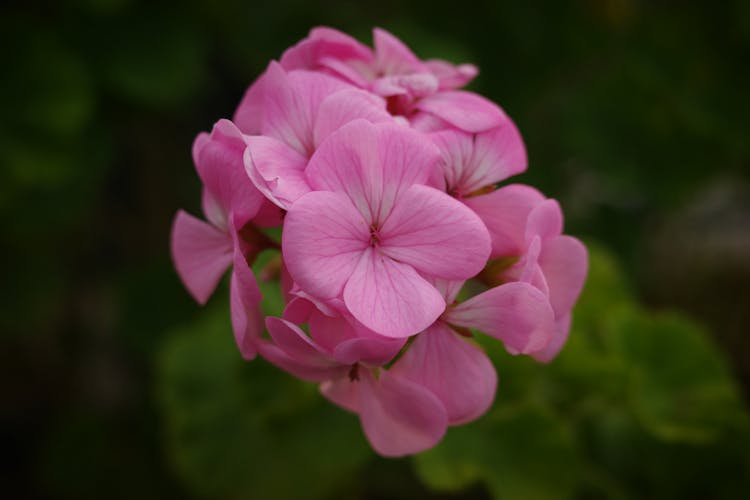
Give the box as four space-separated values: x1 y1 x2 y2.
171 27 587 456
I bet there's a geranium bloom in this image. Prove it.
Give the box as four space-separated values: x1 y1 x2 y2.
170 119 279 359
281 27 505 133
283 119 491 337
242 62 395 210
259 315 447 457
426 112 587 363
259 273 553 453
470 186 588 362
431 119 527 198
280 27 470 96
389 277 554 425
171 26 588 457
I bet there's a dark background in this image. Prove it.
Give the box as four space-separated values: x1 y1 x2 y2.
2 0 749 498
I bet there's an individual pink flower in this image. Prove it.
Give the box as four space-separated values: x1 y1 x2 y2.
281 293 406 366
430 118 527 198
242 62 395 210
423 119 584 362
426 118 532 259
389 277 554 425
280 27 504 133
259 316 448 457
170 119 278 359
466 185 588 362
280 27 465 93
282 119 492 338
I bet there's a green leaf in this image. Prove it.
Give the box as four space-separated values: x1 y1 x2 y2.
415 406 580 500
414 421 486 492
607 307 749 443
480 407 580 500
252 249 285 319
157 305 373 499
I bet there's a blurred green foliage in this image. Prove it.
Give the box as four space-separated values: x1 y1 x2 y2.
157 244 750 499
2 0 748 499
416 244 750 499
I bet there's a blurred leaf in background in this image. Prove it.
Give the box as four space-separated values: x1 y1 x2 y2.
158 304 373 499
415 244 750 499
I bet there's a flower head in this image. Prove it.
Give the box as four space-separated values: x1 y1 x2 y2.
171 26 588 456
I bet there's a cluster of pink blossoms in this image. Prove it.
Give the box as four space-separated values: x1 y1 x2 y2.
171 27 587 456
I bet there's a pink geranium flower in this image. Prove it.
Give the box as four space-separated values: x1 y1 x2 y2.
170 119 279 359
280 27 505 134
259 316 448 457
389 277 554 425
241 62 395 210
280 26 476 93
283 119 491 337
431 118 527 198
467 185 588 362
422 111 586 363
281 292 406 366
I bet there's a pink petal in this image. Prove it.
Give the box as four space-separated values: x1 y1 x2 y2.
445 282 555 355
261 62 350 157
320 376 360 413
371 73 438 98
379 184 491 280
286 289 342 319
306 119 440 225
373 27 424 76
280 26 373 72
192 131 210 166
318 56 372 87
333 337 405 366
431 122 527 195
265 317 337 367
313 89 393 147
429 278 466 305
462 184 545 258
530 260 551 297
370 76 408 96
430 129 473 194
390 322 497 425
307 308 404 365
170 210 233 304
201 187 226 230
531 313 572 363
358 368 448 457
343 248 445 338
496 238 551 301
232 73 267 134
258 341 347 382
193 119 263 228
425 59 478 89
243 135 310 210
282 191 368 300
409 112 451 133
282 295 317 324
472 119 527 180
306 307 354 352
416 90 506 133
538 235 588 317
230 246 262 360
253 198 284 228
516 235 543 284
526 199 563 242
